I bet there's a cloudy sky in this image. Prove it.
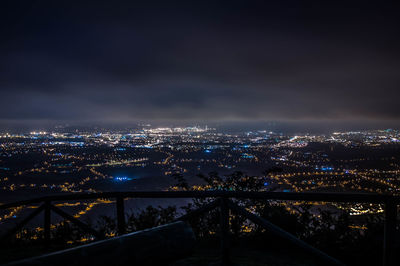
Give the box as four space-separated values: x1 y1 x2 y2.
1 1 400 130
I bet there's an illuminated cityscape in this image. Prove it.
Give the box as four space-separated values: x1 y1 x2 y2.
0 126 399 226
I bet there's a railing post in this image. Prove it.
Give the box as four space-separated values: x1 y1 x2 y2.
383 201 397 266
116 196 126 235
219 198 230 265
44 200 51 244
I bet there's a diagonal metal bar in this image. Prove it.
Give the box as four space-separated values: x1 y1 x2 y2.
226 200 345 266
1 204 45 241
174 199 220 222
49 204 103 240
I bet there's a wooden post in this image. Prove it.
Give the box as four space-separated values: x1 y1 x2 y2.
383 201 397 266
116 196 126 235
219 198 230 265
44 201 51 244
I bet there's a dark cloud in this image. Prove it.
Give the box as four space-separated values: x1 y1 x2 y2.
1 1 400 128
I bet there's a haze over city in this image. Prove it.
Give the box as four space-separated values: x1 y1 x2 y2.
1 1 400 132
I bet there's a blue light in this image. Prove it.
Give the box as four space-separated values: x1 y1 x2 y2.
317 166 334 171
114 176 132 182
204 149 211 153
264 182 269 186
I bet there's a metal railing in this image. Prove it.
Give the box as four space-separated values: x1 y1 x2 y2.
1 191 399 265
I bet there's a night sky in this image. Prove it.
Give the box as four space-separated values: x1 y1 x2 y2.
1 1 400 130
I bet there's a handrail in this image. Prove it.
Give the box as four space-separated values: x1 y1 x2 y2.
0 191 398 266
1 191 399 210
